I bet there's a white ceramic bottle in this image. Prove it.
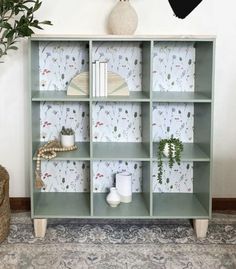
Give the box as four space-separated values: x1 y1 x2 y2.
116 172 132 203
106 187 121 208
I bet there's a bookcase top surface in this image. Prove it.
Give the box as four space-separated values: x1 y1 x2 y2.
30 34 216 42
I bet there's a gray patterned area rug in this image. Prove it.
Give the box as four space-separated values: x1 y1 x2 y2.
0 212 236 269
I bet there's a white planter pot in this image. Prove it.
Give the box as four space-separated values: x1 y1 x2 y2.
106 187 121 208
60 134 75 148
116 172 132 203
163 143 176 158
108 0 138 35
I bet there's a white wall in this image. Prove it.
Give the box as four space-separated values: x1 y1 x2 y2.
0 0 236 197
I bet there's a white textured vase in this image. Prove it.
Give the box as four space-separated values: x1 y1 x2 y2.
163 143 176 158
60 134 75 148
108 0 138 35
106 187 121 207
116 172 132 203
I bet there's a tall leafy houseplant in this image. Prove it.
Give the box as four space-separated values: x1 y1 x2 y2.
0 0 52 60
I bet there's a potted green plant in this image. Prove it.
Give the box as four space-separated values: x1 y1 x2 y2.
157 136 184 184
60 126 75 148
0 0 52 60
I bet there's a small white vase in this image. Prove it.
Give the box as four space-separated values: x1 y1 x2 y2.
163 143 176 158
60 134 75 148
106 187 121 208
108 0 138 35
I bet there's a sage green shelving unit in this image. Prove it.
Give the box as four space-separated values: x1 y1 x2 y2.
29 36 215 233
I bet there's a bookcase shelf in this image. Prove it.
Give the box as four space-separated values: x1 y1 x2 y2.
32 91 89 102
152 193 209 218
34 192 91 218
153 143 210 161
93 193 150 218
93 142 150 160
92 91 150 102
30 36 214 232
33 142 90 160
152 92 212 103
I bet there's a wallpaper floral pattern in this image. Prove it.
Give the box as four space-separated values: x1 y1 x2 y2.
92 102 142 142
37 42 196 193
40 102 90 142
152 102 194 142
153 42 195 92
92 41 142 91
152 162 193 193
39 41 89 91
93 161 142 193
41 161 90 192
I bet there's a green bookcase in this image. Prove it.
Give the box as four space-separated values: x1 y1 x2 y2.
29 35 215 237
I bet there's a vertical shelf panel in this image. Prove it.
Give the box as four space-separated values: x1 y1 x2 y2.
193 162 211 217
195 42 214 98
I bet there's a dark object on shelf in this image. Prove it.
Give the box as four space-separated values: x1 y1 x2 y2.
168 0 203 19
0 165 10 243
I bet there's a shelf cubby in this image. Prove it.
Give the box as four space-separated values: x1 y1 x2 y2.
152 41 213 102
92 101 151 159
31 40 90 96
92 160 151 217
92 41 151 100
152 162 210 218
34 192 91 218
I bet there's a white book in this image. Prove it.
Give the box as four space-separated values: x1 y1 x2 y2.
92 62 96 97
99 62 105 97
104 62 108 97
95 60 100 97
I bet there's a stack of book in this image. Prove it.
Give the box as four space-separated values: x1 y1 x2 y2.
92 61 108 97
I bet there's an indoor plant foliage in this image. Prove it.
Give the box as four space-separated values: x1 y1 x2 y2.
60 126 75 136
157 136 184 184
0 0 52 59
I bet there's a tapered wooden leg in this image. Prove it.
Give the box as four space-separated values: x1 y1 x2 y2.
34 219 47 238
193 219 209 238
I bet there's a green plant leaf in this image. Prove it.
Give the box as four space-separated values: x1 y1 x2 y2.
0 0 52 59
8 46 18 50
40 20 53 25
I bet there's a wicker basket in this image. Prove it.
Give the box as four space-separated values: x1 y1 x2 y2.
0 165 10 243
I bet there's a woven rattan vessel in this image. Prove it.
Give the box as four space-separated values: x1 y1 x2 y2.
0 165 10 243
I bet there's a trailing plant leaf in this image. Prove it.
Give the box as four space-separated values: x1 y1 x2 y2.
157 135 184 183
0 0 52 60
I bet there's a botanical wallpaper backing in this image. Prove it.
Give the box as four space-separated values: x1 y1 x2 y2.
93 161 142 193
153 103 194 142
40 102 90 142
39 41 89 91
153 42 195 92
41 161 90 192
92 41 142 91
92 102 142 142
152 162 193 192
38 42 196 193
